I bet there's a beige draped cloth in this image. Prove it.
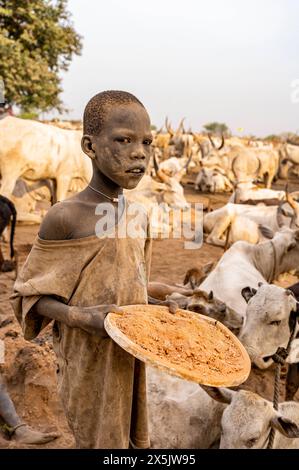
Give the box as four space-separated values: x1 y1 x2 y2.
11 209 152 449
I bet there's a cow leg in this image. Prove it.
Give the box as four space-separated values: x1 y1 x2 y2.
56 174 72 202
206 215 232 247
264 172 271 189
285 363 299 400
0 164 23 199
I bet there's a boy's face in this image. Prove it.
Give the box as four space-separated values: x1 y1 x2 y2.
83 103 152 190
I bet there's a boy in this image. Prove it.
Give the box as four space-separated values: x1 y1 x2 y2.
12 91 155 448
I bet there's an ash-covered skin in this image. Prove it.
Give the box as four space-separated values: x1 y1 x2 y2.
39 102 153 240
82 103 153 191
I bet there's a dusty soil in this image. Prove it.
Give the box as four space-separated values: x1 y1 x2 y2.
0 179 298 448
110 305 246 386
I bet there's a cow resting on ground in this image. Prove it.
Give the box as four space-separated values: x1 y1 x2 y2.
203 387 299 449
147 367 225 448
203 191 299 246
200 226 299 322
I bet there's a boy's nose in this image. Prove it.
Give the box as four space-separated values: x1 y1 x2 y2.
130 149 146 160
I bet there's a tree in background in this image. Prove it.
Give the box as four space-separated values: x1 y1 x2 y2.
0 0 82 115
203 121 230 136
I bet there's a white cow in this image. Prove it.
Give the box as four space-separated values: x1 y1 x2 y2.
229 182 286 204
200 145 279 189
195 168 233 193
203 387 299 449
147 367 225 448
238 283 298 369
200 227 299 322
203 194 299 246
0 117 92 202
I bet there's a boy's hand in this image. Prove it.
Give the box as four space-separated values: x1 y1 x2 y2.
69 304 123 336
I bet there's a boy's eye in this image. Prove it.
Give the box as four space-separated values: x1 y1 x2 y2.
143 139 152 146
115 137 131 143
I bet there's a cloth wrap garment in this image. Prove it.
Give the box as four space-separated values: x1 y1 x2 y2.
11 204 152 449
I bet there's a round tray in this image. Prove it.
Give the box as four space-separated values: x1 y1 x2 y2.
104 304 250 387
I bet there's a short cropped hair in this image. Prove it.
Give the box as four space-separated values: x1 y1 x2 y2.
83 90 145 135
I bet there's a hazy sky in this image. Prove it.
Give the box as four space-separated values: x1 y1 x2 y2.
52 0 299 137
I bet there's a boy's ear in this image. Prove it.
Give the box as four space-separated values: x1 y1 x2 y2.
81 135 96 160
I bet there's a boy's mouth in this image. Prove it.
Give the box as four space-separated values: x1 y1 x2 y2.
125 165 146 176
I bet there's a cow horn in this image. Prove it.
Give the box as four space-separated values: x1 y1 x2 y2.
199 143 206 160
287 138 299 147
286 184 298 211
165 117 174 137
153 155 170 184
276 200 287 227
184 153 193 171
217 133 225 150
200 386 235 404
208 133 216 148
177 117 185 135
153 153 160 175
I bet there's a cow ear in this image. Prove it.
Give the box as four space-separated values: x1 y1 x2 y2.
271 415 299 438
200 386 235 404
258 224 274 239
242 287 257 303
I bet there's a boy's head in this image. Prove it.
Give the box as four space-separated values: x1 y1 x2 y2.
82 90 152 190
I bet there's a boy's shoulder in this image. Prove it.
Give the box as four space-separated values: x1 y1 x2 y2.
38 199 75 240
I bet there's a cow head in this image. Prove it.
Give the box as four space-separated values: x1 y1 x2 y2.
202 387 299 448
195 168 231 193
239 284 297 369
152 154 189 209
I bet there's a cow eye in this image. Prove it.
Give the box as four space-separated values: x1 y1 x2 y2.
269 320 281 326
246 437 258 448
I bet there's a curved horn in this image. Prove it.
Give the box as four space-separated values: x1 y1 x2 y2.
276 200 287 228
184 153 193 171
217 133 225 150
200 386 235 404
153 154 171 184
286 184 298 211
208 133 216 148
177 117 185 135
165 116 174 136
199 143 206 160
153 153 160 175
287 138 299 147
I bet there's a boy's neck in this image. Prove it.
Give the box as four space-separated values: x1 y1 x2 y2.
89 171 123 200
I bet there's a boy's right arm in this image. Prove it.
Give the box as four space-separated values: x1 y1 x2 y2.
35 203 123 336
33 297 123 337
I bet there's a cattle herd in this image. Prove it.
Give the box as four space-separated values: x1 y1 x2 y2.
1 115 299 448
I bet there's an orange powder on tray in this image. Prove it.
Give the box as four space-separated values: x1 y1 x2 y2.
111 306 244 384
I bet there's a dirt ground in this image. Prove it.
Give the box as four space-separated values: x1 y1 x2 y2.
0 180 298 448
